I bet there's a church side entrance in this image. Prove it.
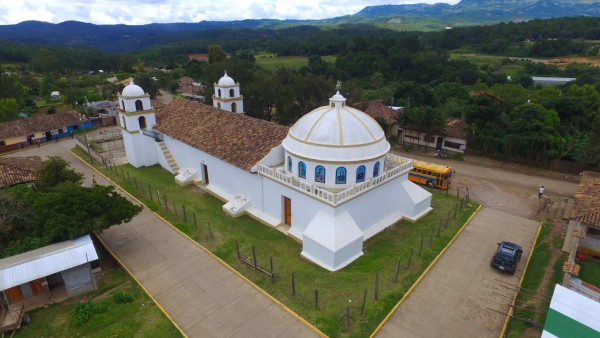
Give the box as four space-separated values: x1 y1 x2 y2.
283 196 292 226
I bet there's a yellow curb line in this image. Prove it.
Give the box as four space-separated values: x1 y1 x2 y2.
370 204 483 337
69 149 327 338
499 221 544 338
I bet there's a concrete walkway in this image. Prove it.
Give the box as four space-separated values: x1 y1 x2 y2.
4 139 319 338
375 208 540 338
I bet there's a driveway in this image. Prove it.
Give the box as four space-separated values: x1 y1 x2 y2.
376 208 540 338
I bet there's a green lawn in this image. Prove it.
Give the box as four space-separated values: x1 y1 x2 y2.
74 148 478 337
255 54 337 72
16 266 182 337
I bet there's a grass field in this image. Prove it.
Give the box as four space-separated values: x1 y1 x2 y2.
73 147 478 337
255 53 337 72
16 264 182 337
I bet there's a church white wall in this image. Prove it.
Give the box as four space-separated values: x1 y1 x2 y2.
160 136 263 203
284 152 387 190
122 132 143 167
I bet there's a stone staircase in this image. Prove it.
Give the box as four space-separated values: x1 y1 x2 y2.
158 141 180 174
548 197 575 221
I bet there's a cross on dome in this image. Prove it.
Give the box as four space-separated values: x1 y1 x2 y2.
335 80 342 92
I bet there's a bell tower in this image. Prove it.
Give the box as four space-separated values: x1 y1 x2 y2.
213 71 244 114
118 79 158 167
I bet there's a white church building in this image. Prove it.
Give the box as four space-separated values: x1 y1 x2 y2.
117 74 432 271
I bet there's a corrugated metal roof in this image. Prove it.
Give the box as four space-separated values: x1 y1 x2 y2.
0 235 98 290
542 284 600 337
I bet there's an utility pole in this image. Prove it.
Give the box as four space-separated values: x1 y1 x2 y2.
80 99 93 164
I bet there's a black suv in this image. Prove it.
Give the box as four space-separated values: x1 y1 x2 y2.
490 241 523 275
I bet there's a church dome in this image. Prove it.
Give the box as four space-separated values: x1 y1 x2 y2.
217 71 235 86
121 79 145 97
282 92 390 162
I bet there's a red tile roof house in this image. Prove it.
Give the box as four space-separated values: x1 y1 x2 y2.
0 112 84 154
0 156 43 188
399 117 467 153
363 100 401 139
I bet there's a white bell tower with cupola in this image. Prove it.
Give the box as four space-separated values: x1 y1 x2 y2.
118 79 159 167
213 71 244 114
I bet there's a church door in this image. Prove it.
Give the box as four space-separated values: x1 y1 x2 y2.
283 196 292 226
202 164 209 184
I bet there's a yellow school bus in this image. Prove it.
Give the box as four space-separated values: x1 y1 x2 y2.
408 160 453 190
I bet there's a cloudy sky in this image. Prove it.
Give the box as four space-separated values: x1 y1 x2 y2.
0 0 460 25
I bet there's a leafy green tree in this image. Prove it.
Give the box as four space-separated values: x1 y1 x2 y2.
0 98 19 122
35 156 84 192
208 44 227 64
28 182 142 243
31 48 59 73
585 112 600 168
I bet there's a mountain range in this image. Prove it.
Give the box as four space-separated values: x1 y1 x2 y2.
0 0 598 52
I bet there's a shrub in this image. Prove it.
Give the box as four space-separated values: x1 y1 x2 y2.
72 300 108 326
113 291 134 304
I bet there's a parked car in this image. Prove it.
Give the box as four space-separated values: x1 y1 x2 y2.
490 241 523 275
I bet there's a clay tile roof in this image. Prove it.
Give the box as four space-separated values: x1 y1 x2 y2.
445 117 466 139
0 156 43 187
364 100 398 125
154 99 289 172
0 111 82 139
571 171 600 227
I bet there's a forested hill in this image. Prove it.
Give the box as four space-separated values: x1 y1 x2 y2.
0 0 598 52
356 0 600 23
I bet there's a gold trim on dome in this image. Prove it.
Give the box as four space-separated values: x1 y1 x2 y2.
346 107 377 140
212 95 244 102
304 107 332 142
287 132 386 148
336 106 343 145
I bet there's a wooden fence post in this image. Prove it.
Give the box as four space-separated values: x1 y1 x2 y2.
148 184 152 201
270 256 274 282
407 248 413 269
252 245 257 270
394 259 401 283
292 273 296 295
419 235 424 256
208 222 214 239
235 241 241 260
173 201 177 217
361 289 368 315
374 271 379 301
315 290 319 309
183 205 187 222
164 194 168 211
193 211 197 229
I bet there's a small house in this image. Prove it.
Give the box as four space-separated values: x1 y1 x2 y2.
0 235 99 307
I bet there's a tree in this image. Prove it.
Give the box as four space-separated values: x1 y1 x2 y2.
28 182 142 243
31 48 59 73
208 44 227 64
0 98 19 122
35 156 84 192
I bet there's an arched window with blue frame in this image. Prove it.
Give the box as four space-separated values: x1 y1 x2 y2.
298 161 306 179
287 156 292 172
373 162 380 177
356 165 365 183
315 165 325 183
336 167 347 184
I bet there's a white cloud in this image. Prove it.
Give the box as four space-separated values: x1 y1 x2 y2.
0 0 460 25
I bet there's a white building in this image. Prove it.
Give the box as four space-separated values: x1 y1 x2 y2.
118 75 432 271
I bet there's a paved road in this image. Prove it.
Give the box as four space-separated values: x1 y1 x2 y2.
376 208 540 338
4 139 319 338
